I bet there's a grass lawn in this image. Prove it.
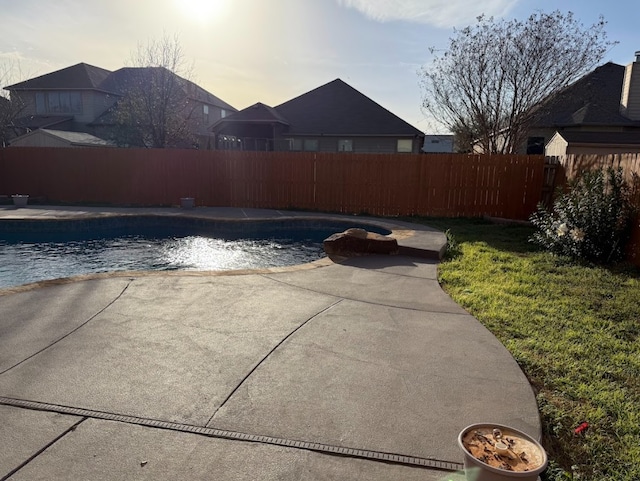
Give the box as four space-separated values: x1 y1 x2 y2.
408 217 640 481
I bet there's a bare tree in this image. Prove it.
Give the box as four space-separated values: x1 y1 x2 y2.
0 60 27 147
421 11 615 153
112 34 197 148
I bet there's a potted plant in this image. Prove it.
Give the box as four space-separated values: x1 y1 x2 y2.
458 423 547 480
12 194 29 207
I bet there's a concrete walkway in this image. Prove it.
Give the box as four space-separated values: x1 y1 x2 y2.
0 206 541 480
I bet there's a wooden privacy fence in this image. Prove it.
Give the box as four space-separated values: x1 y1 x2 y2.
0 148 546 220
550 153 640 187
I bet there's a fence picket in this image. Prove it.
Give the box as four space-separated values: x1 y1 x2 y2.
0 147 546 220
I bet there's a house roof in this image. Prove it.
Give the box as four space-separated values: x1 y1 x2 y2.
6 63 113 91
12 115 74 130
533 62 640 128
212 102 290 127
556 102 635 126
11 128 114 147
552 130 640 145
6 63 236 112
184 78 236 111
274 79 423 137
99 67 236 111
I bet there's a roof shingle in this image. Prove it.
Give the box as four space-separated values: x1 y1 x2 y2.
534 62 639 128
213 102 289 125
6 63 113 91
6 63 236 112
99 67 236 111
274 79 423 136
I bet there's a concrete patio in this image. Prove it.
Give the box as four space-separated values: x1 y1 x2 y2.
0 206 541 480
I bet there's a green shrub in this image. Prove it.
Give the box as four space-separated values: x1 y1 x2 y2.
530 166 635 263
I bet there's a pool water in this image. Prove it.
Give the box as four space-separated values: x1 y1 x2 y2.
0 235 324 289
0 217 391 289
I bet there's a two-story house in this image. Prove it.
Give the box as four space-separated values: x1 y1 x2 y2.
5 62 236 148
542 52 640 156
468 51 640 156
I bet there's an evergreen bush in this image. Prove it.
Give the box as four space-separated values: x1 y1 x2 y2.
530 166 636 263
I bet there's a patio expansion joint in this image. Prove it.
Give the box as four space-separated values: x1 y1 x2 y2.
0 396 463 473
0 412 86 481
262 274 466 315
205 298 345 426
0 281 132 377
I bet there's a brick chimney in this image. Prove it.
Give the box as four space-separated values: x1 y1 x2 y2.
621 51 640 120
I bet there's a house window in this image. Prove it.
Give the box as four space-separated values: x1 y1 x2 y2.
397 139 413 153
284 138 303 151
220 109 227 119
203 105 209 124
36 94 45 113
526 137 545 155
35 91 82 114
303 139 318 151
338 139 353 152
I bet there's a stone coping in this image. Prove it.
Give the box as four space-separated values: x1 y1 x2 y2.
0 206 444 252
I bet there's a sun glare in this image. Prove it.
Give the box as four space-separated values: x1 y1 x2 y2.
175 0 229 23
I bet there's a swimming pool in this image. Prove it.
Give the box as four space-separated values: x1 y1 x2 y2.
0 216 391 289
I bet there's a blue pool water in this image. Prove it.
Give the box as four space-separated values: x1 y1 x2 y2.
0 217 390 289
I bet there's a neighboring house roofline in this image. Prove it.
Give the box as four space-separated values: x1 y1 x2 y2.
281 132 422 137
211 102 288 130
5 63 237 113
550 130 640 143
5 62 114 92
274 79 424 137
98 66 236 111
473 61 640 153
532 62 636 128
7 88 116 92
10 128 114 147
186 79 237 111
215 119 289 124
12 115 74 130
564 142 640 148
551 102 640 128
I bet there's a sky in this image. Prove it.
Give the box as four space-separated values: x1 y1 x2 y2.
0 0 638 133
